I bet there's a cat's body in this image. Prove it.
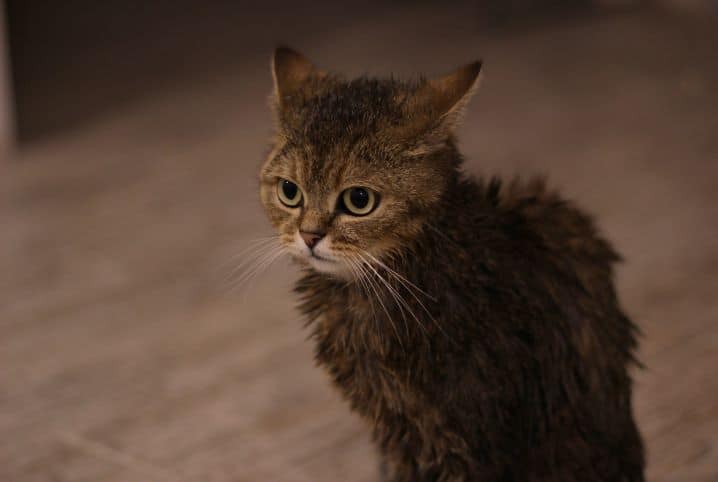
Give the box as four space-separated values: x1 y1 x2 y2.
297 176 643 481
260 47 644 481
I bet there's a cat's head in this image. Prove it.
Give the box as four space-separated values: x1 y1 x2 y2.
260 47 481 278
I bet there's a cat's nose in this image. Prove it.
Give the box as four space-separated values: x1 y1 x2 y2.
300 231 324 249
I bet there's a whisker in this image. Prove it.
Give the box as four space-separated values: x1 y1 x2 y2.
222 237 280 283
349 254 404 351
226 236 279 261
363 251 437 302
346 257 371 300
344 257 378 353
359 259 409 337
361 250 452 341
356 252 428 338
357 253 414 339
228 243 286 293
362 250 438 321
234 250 286 294
228 236 279 261
225 242 279 284
243 245 285 281
345 255 386 352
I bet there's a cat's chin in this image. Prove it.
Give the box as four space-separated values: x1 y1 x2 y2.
300 255 353 279
308 257 350 277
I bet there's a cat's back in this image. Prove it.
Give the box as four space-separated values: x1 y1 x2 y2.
431 174 627 333
446 175 620 280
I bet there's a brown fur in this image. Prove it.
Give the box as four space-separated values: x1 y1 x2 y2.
259 47 644 481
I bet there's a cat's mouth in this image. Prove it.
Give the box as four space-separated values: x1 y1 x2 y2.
290 232 349 277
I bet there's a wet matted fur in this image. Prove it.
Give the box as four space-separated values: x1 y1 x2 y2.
258 47 645 482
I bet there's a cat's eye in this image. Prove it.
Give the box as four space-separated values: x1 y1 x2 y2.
340 187 378 216
277 179 303 207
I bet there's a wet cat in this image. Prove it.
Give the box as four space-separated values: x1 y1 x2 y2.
258 46 644 482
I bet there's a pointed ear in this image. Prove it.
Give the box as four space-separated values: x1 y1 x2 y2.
271 46 321 107
415 60 482 132
430 60 482 126
397 61 481 157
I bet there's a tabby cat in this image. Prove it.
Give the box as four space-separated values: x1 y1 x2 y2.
258 47 644 482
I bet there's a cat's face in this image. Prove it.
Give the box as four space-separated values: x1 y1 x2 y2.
259 47 480 279
260 126 443 278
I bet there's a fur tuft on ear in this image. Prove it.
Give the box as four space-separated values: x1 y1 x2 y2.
271 46 322 108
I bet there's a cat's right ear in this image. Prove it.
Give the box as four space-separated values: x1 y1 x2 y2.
271 46 321 109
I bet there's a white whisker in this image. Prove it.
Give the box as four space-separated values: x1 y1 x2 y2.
226 240 287 293
360 250 451 341
222 237 280 283
363 251 437 301
348 253 404 351
234 246 285 287
356 252 428 338
345 255 386 351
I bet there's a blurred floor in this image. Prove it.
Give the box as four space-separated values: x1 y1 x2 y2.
2 4 718 482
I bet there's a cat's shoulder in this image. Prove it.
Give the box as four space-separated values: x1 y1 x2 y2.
465 174 620 263
470 174 587 224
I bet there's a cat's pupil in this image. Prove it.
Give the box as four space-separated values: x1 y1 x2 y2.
350 188 369 208
282 180 298 200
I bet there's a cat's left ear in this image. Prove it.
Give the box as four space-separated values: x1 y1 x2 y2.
398 61 481 155
426 60 482 130
403 60 482 141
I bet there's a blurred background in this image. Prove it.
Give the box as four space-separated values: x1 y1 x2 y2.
1 1 717 481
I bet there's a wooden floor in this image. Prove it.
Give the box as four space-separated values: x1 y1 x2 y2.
2 6 718 482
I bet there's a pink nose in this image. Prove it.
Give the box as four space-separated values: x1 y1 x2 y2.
300 231 323 249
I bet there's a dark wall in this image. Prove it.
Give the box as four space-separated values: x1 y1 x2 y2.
6 0 608 143
6 0 365 142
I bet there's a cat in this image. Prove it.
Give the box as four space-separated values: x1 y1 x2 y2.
258 46 645 482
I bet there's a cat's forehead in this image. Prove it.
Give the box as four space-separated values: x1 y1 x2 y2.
274 79 413 188
283 78 410 152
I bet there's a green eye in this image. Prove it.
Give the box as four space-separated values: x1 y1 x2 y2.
277 179 302 207
341 187 377 216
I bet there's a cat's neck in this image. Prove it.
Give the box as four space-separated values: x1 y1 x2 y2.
297 177 471 355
